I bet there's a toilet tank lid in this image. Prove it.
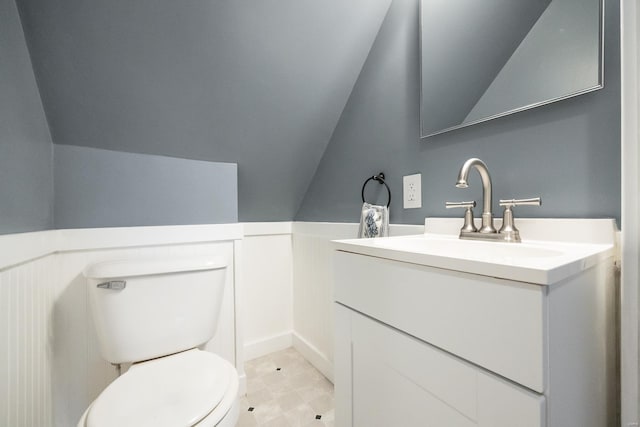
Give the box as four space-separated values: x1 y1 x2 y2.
83 255 227 279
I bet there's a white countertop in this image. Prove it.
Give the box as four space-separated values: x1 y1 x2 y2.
332 218 617 285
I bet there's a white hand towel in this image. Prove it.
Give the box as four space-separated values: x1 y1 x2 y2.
358 203 389 238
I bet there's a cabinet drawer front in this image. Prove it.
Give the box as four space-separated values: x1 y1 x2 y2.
335 251 546 392
348 310 545 427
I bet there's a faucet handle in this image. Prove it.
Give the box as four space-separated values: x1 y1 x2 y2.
445 201 477 232
499 197 542 207
445 200 476 209
498 197 541 242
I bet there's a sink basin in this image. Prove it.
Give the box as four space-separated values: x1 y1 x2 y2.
371 235 564 261
332 228 614 285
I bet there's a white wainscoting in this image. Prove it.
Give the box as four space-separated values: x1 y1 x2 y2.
0 254 57 427
239 221 424 377
0 225 243 427
241 223 294 361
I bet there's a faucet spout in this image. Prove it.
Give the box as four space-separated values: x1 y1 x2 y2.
456 158 496 233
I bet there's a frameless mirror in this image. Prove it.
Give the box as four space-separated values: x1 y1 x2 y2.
420 0 603 138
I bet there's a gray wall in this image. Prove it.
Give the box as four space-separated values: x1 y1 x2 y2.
0 0 53 235
296 0 620 225
17 0 392 223
54 145 237 229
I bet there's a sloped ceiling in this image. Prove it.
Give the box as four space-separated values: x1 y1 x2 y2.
0 0 53 234
16 0 392 221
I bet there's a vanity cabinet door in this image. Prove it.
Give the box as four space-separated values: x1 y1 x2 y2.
335 304 545 427
334 251 546 392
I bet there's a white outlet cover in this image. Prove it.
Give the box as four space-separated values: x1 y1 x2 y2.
403 174 422 209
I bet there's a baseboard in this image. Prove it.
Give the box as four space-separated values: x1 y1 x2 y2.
292 332 334 383
237 372 247 396
243 331 293 361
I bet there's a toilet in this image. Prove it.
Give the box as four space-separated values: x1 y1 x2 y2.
77 256 240 427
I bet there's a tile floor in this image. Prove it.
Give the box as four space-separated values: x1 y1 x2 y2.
238 347 335 427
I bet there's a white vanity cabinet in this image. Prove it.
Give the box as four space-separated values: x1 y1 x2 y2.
333 237 616 427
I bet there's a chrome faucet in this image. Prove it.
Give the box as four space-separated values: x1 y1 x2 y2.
455 158 496 233
447 158 541 243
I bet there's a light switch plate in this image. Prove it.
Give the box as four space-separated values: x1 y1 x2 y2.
403 174 422 209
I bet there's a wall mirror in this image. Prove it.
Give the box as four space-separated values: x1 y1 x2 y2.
420 0 603 138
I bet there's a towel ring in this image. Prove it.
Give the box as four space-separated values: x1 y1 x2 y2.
361 172 391 208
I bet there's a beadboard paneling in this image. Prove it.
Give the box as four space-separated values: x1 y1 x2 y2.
0 255 57 427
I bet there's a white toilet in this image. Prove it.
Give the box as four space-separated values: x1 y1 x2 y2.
77 256 240 427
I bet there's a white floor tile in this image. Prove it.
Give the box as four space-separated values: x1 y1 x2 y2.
242 348 335 426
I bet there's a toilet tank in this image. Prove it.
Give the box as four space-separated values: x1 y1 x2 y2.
84 256 228 364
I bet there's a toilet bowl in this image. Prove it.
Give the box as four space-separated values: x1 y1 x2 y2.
79 256 239 427
77 349 239 427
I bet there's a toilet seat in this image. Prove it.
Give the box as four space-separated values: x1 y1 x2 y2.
85 349 236 427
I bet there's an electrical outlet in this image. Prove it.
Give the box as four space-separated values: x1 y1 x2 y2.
403 174 422 209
